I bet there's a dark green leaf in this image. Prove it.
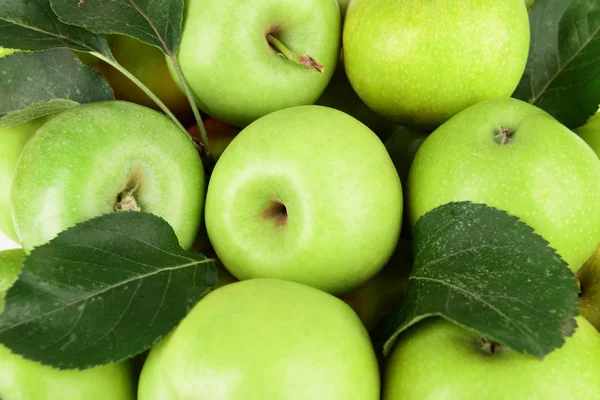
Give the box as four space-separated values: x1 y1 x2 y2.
373 202 579 359
0 49 114 126
0 249 25 313
513 0 600 129
0 212 218 369
50 0 183 54
0 0 111 55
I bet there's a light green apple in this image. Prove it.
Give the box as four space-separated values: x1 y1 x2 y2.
11 101 205 253
575 107 600 158
0 117 51 242
0 251 136 400
100 35 192 122
578 244 600 332
205 105 403 295
383 316 600 399
171 0 341 128
340 240 412 331
138 278 380 400
407 97 600 272
343 0 530 131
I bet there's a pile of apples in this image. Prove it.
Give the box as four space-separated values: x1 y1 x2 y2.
1 0 600 399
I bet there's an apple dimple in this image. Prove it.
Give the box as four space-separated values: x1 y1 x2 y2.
261 199 288 228
493 126 515 145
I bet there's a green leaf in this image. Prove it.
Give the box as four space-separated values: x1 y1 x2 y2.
50 0 183 54
0 0 111 56
513 0 600 129
0 49 114 126
0 249 25 313
0 212 218 370
373 202 579 360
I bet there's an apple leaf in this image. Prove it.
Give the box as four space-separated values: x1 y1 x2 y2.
0 49 114 127
0 0 111 56
513 0 600 129
50 0 183 54
373 202 580 360
0 212 218 370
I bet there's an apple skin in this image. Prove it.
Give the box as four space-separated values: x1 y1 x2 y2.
383 316 600 399
407 97 600 272
340 239 412 331
575 108 600 158
343 0 530 131
137 278 380 400
578 244 600 332
205 105 403 295
170 0 341 128
0 251 136 400
100 35 192 122
0 117 51 242
11 101 205 253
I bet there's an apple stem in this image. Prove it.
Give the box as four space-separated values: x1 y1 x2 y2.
480 337 502 355
115 184 141 212
494 126 514 145
91 52 188 134
266 35 325 73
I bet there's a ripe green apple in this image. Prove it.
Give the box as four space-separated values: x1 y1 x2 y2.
575 107 600 158
0 117 52 242
578 244 600 332
0 251 136 400
340 240 412 331
100 35 192 122
205 105 403 295
171 0 341 128
343 0 530 131
11 101 205 253
138 278 380 400
383 316 600 399
407 97 600 272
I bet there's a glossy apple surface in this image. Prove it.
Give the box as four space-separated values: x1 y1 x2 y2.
11 101 205 253
383 316 600 399
343 0 530 131
172 0 341 127
408 97 600 272
205 105 403 294
138 278 380 400
0 117 50 242
575 108 600 158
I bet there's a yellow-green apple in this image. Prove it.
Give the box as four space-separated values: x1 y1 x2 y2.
170 0 341 128
0 250 137 400
0 117 52 242
340 240 412 331
407 97 600 272
343 0 530 131
138 278 380 400
100 35 192 122
383 316 600 399
575 107 600 158
578 244 600 332
204 105 403 295
10 101 205 253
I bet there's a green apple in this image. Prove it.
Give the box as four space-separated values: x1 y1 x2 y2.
578 244 600 331
383 316 600 399
100 35 192 122
343 0 530 131
205 105 403 295
408 97 600 272
575 107 600 158
138 278 380 399
340 239 412 331
171 0 341 128
0 251 136 400
316 52 394 138
0 117 52 242
11 101 205 253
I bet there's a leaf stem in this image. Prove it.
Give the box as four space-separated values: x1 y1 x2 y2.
266 35 324 73
91 52 187 134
